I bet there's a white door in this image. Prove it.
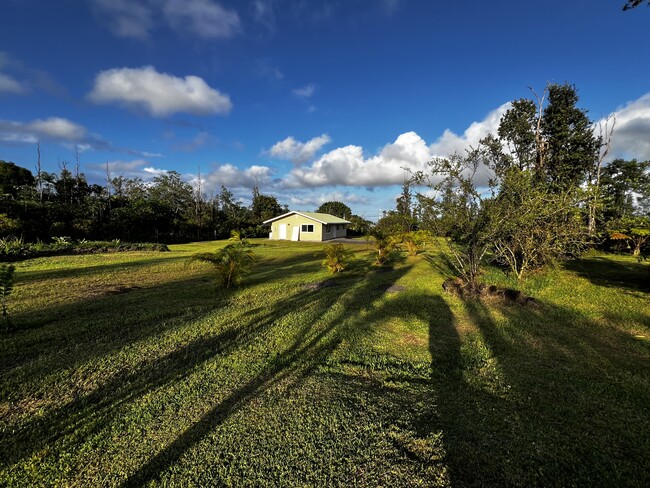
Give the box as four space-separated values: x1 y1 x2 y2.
291 226 300 241
279 224 287 239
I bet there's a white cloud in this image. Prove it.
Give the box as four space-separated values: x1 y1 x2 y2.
0 117 89 144
87 159 151 176
284 104 510 188
88 66 232 117
0 117 157 157
604 93 650 161
90 0 240 40
0 73 25 94
163 0 241 39
428 102 510 157
293 84 316 98
268 134 331 164
202 163 273 190
90 0 154 40
287 191 368 208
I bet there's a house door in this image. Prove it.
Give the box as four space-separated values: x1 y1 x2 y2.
291 226 300 241
279 224 287 239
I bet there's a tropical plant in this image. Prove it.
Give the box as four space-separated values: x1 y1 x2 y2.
400 232 424 257
0 263 15 329
368 229 398 265
608 216 650 256
190 244 257 289
228 229 249 246
321 243 354 273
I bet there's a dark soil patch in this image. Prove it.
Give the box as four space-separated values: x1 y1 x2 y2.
442 278 538 306
377 284 406 293
302 280 339 290
107 285 142 295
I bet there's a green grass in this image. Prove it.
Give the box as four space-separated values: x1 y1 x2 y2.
1 239 649 486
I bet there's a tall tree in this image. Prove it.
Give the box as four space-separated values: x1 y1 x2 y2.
541 84 598 189
316 201 352 219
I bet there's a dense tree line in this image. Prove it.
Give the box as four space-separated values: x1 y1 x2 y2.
0 160 286 243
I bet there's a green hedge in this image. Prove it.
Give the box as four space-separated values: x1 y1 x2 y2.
0 237 169 261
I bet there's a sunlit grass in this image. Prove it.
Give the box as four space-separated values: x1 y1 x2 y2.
1 239 648 486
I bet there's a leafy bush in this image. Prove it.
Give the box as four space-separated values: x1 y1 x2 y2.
321 243 354 274
368 229 398 265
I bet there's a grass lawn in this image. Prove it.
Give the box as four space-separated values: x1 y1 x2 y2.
1 239 649 487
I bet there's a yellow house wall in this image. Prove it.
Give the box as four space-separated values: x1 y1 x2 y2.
269 214 348 241
270 214 323 241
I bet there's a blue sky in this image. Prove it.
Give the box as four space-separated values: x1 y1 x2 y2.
1 0 649 220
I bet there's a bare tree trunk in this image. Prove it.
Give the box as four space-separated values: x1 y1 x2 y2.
588 115 616 237
36 142 43 203
529 85 548 174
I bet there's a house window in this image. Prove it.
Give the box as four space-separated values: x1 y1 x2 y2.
337 224 342 230
301 224 314 232
325 225 331 233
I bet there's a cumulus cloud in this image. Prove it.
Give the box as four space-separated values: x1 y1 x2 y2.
0 117 157 157
605 93 650 161
0 73 25 94
90 0 240 40
268 134 331 164
293 84 316 98
0 117 90 144
287 191 368 208
88 66 233 117
201 164 274 190
284 104 510 188
163 0 241 39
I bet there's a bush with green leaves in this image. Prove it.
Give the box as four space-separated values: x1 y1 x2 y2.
368 229 398 265
321 243 354 274
190 244 257 289
0 263 15 328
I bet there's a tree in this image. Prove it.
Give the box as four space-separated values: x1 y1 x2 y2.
488 169 586 279
251 188 284 223
623 1 649 10
542 84 598 189
608 216 650 256
368 228 398 265
316 201 351 219
395 178 412 216
601 159 650 221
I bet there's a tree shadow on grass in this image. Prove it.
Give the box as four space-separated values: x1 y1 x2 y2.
2 254 413 485
452 298 650 486
564 255 650 293
120 265 413 487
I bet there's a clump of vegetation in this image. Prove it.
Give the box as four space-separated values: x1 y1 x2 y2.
190 244 257 289
400 231 427 257
608 216 650 257
368 229 398 265
321 243 354 273
0 263 15 330
0 236 169 261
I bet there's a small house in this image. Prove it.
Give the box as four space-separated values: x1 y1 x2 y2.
263 211 351 242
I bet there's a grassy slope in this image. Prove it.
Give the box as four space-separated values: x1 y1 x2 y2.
0 240 648 487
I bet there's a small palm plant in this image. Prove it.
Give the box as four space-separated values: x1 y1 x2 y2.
228 229 249 247
369 229 397 265
0 264 15 329
400 232 422 257
321 243 354 274
190 244 257 289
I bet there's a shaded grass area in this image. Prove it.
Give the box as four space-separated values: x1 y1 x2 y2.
1 239 649 486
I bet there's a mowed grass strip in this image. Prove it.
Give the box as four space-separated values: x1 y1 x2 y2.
1 239 649 487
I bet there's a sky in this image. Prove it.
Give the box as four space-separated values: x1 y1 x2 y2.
0 0 649 220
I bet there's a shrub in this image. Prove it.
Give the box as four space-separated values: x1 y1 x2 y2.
321 243 354 274
0 263 15 329
190 244 257 289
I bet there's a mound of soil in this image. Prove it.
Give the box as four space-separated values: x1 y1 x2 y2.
442 278 537 305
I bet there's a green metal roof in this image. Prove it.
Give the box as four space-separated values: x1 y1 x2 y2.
263 211 351 225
